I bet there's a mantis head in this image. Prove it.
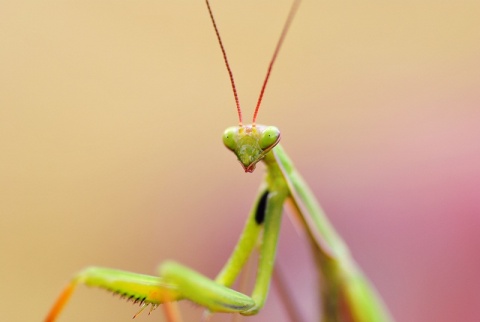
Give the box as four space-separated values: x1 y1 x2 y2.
207 0 293 173
223 124 281 173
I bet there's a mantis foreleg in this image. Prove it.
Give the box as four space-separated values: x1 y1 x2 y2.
45 179 289 321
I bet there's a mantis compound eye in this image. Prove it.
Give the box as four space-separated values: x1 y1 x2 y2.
259 126 280 150
222 127 238 151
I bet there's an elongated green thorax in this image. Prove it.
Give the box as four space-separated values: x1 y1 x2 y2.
223 124 281 173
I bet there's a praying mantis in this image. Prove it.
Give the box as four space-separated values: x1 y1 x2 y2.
45 0 394 321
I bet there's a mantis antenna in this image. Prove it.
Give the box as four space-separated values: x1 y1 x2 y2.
205 0 302 126
205 0 243 126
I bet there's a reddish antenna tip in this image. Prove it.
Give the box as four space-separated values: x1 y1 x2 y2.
206 0 301 125
252 0 301 124
205 0 243 125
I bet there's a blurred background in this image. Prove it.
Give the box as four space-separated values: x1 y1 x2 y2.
1 1 479 321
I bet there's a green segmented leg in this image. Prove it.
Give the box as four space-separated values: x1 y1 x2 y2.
46 175 289 321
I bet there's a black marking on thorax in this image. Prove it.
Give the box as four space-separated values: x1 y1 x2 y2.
255 190 269 225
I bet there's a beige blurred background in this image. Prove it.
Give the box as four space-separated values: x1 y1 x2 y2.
1 1 480 321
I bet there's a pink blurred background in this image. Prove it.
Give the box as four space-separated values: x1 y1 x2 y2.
1 1 479 321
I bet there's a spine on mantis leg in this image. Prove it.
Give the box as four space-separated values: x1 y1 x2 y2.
45 267 182 321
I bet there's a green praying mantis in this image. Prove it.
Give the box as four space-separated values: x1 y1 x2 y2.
45 1 394 321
